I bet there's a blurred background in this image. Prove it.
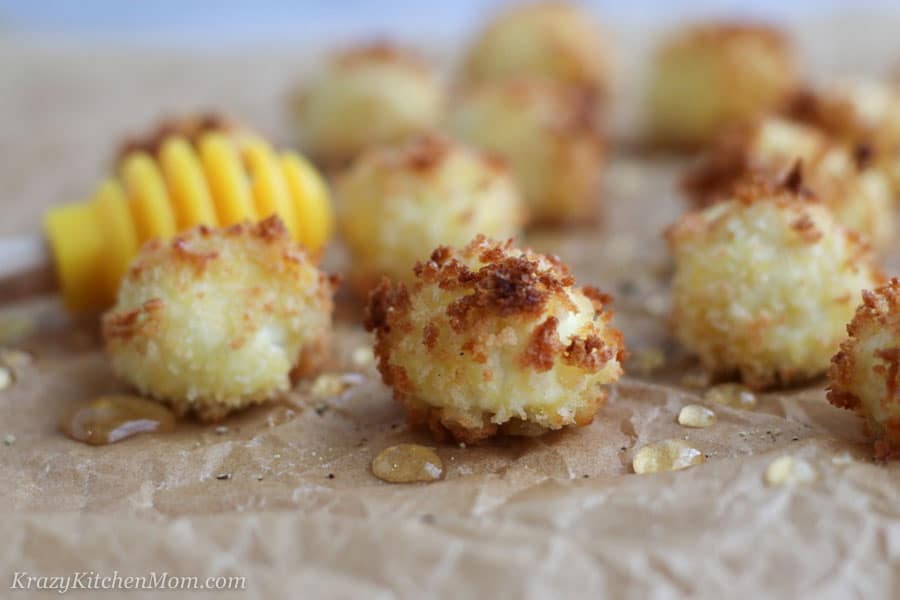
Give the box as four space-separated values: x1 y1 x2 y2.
2 0 900 238
3 0 900 47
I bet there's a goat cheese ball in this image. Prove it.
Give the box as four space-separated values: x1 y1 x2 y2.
463 1 611 97
365 235 625 444
336 134 524 293
828 279 900 459
292 43 443 166
448 78 604 225
668 183 882 389
683 117 895 250
786 80 900 196
102 217 336 421
646 23 797 147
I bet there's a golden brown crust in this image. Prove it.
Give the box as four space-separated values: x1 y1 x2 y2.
827 279 900 457
365 235 623 443
116 113 238 162
103 216 337 421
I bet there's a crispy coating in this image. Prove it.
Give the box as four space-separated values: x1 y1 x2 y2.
646 22 797 147
448 77 604 225
462 1 610 97
102 216 336 421
683 118 895 250
668 183 882 389
828 279 900 459
336 133 524 294
292 42 443 166
365 235 625 444
116 113 240 162
784 80 900 196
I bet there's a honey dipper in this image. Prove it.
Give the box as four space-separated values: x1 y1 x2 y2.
0 115 333 312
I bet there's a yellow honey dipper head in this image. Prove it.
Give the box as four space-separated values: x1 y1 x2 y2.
44 114 333 312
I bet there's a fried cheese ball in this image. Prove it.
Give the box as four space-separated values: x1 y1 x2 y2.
102 217 336 421
786 80 900 196
292 43 443 166
828 279 900 459
365 235 625 444
336 134 524 293
683 117 895 250
448 78 603 225
646 23 797 147
668 183 882 389
463 1 611 97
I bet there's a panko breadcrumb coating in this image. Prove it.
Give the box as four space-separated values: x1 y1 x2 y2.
683 118 895 250
448 78 604 225
292 43 443 166
668 181 882 389
785 81 900 196
463 1 610 97
365 235 625 444
828 279 900 459
646 23 797 147
102 217 336 421
336 134 524 294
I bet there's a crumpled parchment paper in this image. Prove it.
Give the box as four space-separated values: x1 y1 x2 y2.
2 15 900 599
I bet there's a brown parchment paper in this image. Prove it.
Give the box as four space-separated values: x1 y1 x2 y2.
3 14 900 599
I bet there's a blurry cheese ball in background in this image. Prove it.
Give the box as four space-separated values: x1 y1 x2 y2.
336 134 524 293
448 78 604 225
785 80 900 195
828 279 900 459
682 117 895 250
668 181 882 389
366 235 625 444
102 217 336 421
646 23 797 148
463 1 611 97
292 43 443 166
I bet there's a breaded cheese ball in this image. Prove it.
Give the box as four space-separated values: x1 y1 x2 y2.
646 23 797 147
683 117 895 250
102 217 336 421
828 279 900 459
668 183 882 389
336 134 524 293
463 1 610 97
786 81 900 195
292 43 443 166
448 78 603 224
365 235 625 444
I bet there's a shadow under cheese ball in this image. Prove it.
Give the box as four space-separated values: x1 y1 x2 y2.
448 77 604 226
292 42 444 167
668 177 883 389
365 235 625 444
102 217 337 421
336 133 524 295
683 117 895 251
646 22 798 148
828 278 900 460
462 1 611 97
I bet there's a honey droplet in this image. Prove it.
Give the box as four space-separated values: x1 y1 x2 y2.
677 404 717 428
62 394 176 445
632 439 705 474
765 455 818 486
704 383 757 410
371 444 444 484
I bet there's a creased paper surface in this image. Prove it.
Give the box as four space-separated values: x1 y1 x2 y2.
2 18 900 599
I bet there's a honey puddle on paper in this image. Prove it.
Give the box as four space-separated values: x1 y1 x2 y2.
62 394 176 445
372 444 444 483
